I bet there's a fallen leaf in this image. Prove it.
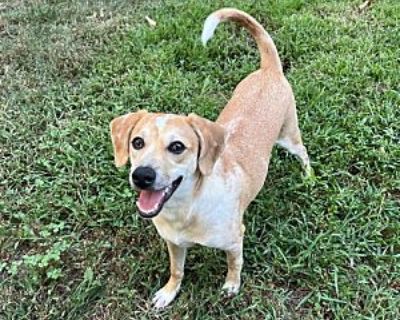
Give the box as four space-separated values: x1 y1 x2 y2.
358 0 373 11
145 16 156 27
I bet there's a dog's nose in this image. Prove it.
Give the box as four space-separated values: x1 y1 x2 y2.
132 166 156 189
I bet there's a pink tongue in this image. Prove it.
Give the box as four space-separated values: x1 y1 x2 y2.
138 190 164 212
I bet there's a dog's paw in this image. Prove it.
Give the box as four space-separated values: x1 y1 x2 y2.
222 280 240 296
152 286 178 309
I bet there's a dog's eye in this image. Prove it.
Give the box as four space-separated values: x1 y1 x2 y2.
168 141 186 154
132 137 145 150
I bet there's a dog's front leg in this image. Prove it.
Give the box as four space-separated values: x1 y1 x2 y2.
222 240 243 295
152 241 186 309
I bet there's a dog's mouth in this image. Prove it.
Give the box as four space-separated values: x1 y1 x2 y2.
136 176 183 219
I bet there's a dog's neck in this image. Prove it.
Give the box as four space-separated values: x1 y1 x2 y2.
155 156 237 222
156 173 199 224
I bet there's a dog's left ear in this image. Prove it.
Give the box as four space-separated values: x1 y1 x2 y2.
110 110 147 167
188 113 225 176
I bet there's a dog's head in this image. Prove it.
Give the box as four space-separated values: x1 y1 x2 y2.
110 111 225 218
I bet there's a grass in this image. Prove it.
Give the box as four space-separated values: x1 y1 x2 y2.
1 0 399 318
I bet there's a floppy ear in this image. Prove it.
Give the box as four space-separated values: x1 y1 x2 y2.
110 110 147 167
188 113 225 176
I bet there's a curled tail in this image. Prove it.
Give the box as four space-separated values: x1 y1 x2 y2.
201 8 282 72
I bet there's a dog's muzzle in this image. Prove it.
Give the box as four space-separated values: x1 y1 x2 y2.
133 167 183 219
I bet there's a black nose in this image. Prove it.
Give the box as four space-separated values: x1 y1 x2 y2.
131 166 156 189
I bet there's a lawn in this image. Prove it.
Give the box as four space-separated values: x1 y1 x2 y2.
0 0 399 319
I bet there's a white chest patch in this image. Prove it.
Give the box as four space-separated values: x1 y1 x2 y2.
153 163 244 251
155 115 171 130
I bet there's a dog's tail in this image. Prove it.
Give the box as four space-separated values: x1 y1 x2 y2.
201 8 282 72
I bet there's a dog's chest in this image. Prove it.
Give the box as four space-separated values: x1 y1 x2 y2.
153 169 242 249
153 223 197 248
154 206 239 249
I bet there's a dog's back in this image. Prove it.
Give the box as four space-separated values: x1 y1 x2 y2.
202 8 296 206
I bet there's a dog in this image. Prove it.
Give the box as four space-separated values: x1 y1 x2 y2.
110 8 311 308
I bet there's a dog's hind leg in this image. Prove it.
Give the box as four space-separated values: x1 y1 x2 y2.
276 105 311 175
153 241 187 309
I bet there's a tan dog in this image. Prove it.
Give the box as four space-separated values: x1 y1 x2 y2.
110 8 311 308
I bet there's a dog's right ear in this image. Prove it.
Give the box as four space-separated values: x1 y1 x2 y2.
110 110 147 167
188 113 225 176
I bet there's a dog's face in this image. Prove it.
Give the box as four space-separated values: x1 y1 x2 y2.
110 111 225 219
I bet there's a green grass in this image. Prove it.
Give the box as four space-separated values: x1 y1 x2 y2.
1 0 399 318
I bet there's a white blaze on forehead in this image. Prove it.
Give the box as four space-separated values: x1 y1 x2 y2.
155 115 171 130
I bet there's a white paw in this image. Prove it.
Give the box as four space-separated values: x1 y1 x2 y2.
152 286 178 309
222 280 240 296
